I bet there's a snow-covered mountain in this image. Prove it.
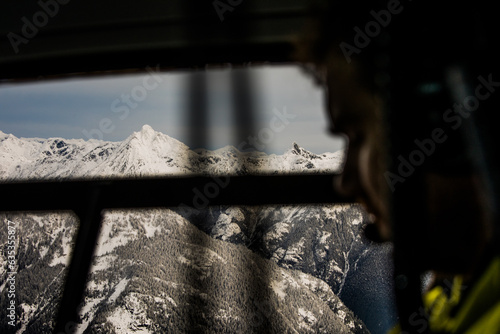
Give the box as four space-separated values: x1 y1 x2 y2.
0 126 394 333
194 204 396 333
0 124 344 180
1 209 368 334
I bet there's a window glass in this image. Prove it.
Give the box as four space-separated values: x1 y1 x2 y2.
0 65 346 181
0 66 395 334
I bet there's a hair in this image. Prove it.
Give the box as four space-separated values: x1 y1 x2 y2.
294 0 389 96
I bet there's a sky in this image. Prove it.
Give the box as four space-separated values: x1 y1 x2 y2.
0 65 345 154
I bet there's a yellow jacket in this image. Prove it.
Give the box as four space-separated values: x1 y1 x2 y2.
389 257 500 334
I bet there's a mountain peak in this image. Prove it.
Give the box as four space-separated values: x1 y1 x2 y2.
290 142 320 160
140 124 155 134
128 124 157 143
118 124 190 163
137 124 157 139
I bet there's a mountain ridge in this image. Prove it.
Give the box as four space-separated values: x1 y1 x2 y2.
0 125 344 180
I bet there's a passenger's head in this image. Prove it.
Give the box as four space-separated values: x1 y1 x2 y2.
320 50 391 243
297 1 392 243
297 0 495 275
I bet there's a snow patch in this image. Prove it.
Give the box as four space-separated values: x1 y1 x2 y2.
211 213 242 240
298 307 317 324
107 307 152 334
75 296 106 334
92 254 117 272
264 222 291 243
337 309 346 322
109 278 131 303
142 219 161 238
270 279 287 300
319 231 331 244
